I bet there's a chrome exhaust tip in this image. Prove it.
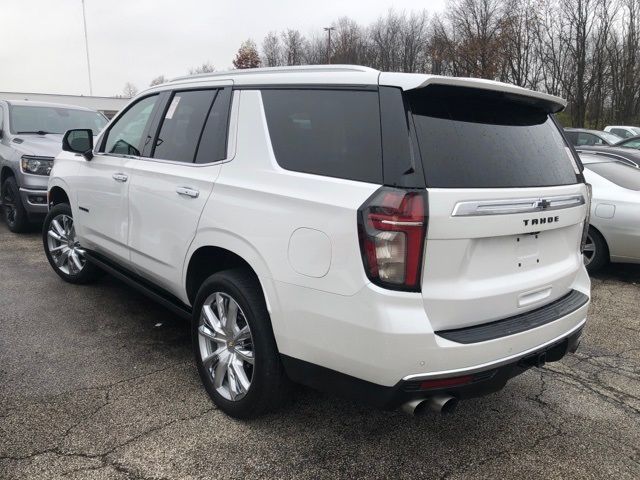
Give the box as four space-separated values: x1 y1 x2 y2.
401 395 458 416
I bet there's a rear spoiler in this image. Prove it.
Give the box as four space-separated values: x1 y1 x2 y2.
378 73 566 114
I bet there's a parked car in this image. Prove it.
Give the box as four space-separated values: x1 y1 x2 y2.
0 100 107 232
44 65 591 418
564 128 622 147
579 153 640 272
613 135 640 150
604 125 640 139
574 145 640 169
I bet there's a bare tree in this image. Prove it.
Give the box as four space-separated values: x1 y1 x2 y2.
281 29 306 65
331 17 369 65
188 62 215 75
149 75 167 86
500 0 541 88
262 31 284 66
122 82 138 98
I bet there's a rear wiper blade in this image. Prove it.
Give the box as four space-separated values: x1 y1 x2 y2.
16 130 53 135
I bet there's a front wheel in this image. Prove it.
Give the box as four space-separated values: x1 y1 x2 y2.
192 269 291 419
42 203 102 284
2 176 30 233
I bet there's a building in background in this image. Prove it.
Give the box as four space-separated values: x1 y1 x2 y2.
0 91 128 119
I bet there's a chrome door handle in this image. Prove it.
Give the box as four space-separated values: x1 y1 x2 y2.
176 187 199 198
112 173 128 183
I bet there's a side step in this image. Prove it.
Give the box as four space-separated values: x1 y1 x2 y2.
85 251 192 320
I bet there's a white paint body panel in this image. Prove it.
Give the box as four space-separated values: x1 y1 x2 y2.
50 67 590 389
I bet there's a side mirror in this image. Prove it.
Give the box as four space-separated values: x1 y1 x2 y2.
62 129 94 160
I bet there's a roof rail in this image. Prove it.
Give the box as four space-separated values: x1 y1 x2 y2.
169 64 379 82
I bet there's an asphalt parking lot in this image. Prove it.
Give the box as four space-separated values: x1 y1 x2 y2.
0 220 638 480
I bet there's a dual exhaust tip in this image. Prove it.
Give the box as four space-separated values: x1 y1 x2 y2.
401 395 458 416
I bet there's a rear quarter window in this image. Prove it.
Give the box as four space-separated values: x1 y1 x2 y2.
261 89 383 184
408 86 578 188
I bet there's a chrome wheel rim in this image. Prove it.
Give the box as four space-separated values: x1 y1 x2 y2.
583 233 596 266
46 214 86 275
198 292 254 401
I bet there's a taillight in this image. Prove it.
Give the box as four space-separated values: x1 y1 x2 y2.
580 183 592 253
357 187 428 292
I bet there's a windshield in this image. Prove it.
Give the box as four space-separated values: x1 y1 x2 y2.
585 162 640 191
408 85 578 188
10 105 108 135
600 131 622 144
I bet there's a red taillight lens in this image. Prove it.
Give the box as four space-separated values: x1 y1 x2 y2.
357 187 428 291
419 375 474 390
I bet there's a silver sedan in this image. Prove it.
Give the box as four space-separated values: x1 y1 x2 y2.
580 153 640 271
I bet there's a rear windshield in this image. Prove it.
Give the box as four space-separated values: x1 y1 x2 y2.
408 86 578 188
585 162 640 191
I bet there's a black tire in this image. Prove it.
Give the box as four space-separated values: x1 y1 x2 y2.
192 269 291 419
584 226 609 273
42 203 102 284
2 176 30 233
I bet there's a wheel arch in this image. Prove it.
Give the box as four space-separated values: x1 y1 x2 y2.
48 186 70 207
1 166 16 192
183 235 277 315
588 223 611 261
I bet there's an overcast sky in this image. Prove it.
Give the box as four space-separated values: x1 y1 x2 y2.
1 0 447 97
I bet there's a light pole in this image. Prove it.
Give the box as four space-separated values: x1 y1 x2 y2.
81 0 93 95
323 26 335 64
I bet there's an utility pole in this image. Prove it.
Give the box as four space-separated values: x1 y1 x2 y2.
81 0 93 95
323 26 335 64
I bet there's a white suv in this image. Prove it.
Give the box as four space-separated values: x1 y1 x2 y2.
44 66 591 418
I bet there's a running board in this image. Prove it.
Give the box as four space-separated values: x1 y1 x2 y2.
85 251 192 320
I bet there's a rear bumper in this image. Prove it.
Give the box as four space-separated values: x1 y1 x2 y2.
282 324 584 409
274 268 590 388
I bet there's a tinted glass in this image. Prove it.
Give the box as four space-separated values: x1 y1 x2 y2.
103 95 158 156
195 88 231 164
261 89 382 183
154 90 216 162
409 86 577 188
565 131 579 145
10 106 107 135
586 162 640 190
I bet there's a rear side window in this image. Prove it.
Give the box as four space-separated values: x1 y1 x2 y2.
585 162 640 191
409 86 578 188
153 90 216 162
261 89 383 183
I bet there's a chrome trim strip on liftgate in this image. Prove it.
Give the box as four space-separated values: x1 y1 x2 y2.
451 194 585 217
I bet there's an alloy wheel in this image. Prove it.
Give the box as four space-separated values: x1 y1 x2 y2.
583 232 596 266
46 214 86 275
198 292 254 401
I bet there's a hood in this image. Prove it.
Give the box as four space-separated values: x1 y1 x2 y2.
11 134 64 158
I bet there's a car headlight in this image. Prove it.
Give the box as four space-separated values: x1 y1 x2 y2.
20 155 53 176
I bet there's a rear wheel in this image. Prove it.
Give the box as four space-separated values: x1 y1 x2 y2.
192 269 290 418
583 226 609 273
2 177 29 233
42 203 102 284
